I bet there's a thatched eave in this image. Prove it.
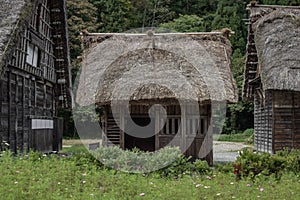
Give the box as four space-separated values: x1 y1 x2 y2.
0 0 27 75
76 31 238 106
243 4 300 100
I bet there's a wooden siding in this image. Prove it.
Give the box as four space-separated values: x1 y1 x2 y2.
273 91 300 151
254 90 273 153
0 0 66 153
102 102 213 164
254 90 300 153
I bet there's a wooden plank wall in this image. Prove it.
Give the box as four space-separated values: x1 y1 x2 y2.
103 103 212 163
254 90 273 153
0 0 59 153
273 91 300 151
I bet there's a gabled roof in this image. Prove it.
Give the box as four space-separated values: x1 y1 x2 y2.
0 0 26 74
243 3 300 100
76 31 238 106
0 0 72 108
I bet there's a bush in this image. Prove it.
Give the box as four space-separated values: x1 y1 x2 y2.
277 149 300 175
233 149 286 181
91 146 211 178
92 146 185 174
157 155 194 178
193 159 211 175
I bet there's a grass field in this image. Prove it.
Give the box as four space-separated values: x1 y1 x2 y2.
0 150 299 199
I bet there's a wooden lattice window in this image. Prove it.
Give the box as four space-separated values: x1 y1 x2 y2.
26 44 39 67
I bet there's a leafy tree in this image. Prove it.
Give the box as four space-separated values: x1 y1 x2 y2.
90 0 136 32
129 0 177 28
169 0 218 16
260 0 300 5
67 0 97 61
160 15 206 32
211 0 248 53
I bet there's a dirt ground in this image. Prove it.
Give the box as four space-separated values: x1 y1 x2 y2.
213 141 253 163
63 139 102 147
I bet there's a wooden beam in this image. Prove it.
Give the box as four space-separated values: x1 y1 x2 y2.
120 105 125 149
155 108 160 150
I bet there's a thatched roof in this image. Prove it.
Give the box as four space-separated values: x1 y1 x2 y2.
76 32 238 106
243 4 300 100
0 0 26 74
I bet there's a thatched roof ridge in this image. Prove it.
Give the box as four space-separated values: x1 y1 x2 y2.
0 0 26 75
76 32 238 106
243 4 300 99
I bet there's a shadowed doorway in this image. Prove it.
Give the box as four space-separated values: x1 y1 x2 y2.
124 117 155 152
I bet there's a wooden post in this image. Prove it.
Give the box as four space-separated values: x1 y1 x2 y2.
8 71 12 151
102 106 108 146
155 108 160 150
292 92 295 149
120 104 125 149
272 91 275 154
181 104 187 154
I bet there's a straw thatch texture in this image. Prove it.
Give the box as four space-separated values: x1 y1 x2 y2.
243 5 300 99
253 9 300 92
76 33 238 106
0 0 25 74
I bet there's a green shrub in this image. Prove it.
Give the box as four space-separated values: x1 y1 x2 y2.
92 146 184 174
243 128 254 136
277 149 300 175
193 159 211 175
71 151 103 169
215 163 233 173
157 155 194 178
91 146 211 178
233 149 286 181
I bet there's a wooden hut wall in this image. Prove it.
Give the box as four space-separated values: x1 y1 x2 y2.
0 0 63 153
102 102 211 161
273 91 300 151
254 90 273 153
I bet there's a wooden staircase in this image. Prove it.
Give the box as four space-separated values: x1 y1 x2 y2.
244 18 259 100
106 117 121 146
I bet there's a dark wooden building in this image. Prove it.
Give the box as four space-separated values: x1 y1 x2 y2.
243 3 300 153
0 0 72 153
77 31 238 165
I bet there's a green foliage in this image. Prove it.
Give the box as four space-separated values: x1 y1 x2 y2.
277 149 300 175
65 0 300 138
92 146 185 175
160 15 206 32
130 0 177 28
215 163 234 173
90 0 137 32
2 150 300 199
158 155 194 178
211 0 248 53
91 146 212 178
216 128 254 142
67 0 97 60
233 149 286 181
260 0 300 6
193 159 212 175
73 105 102 123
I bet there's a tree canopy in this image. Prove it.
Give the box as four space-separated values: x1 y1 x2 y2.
65 0 299 136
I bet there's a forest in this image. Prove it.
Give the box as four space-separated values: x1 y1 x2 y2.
65 0 300 137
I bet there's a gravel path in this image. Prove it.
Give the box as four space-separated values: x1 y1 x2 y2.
213 141 252 163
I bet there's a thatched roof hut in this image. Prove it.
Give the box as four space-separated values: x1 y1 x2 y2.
76 31 237 165
243 4 300 100
243 3 300 153
76 32 238 106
